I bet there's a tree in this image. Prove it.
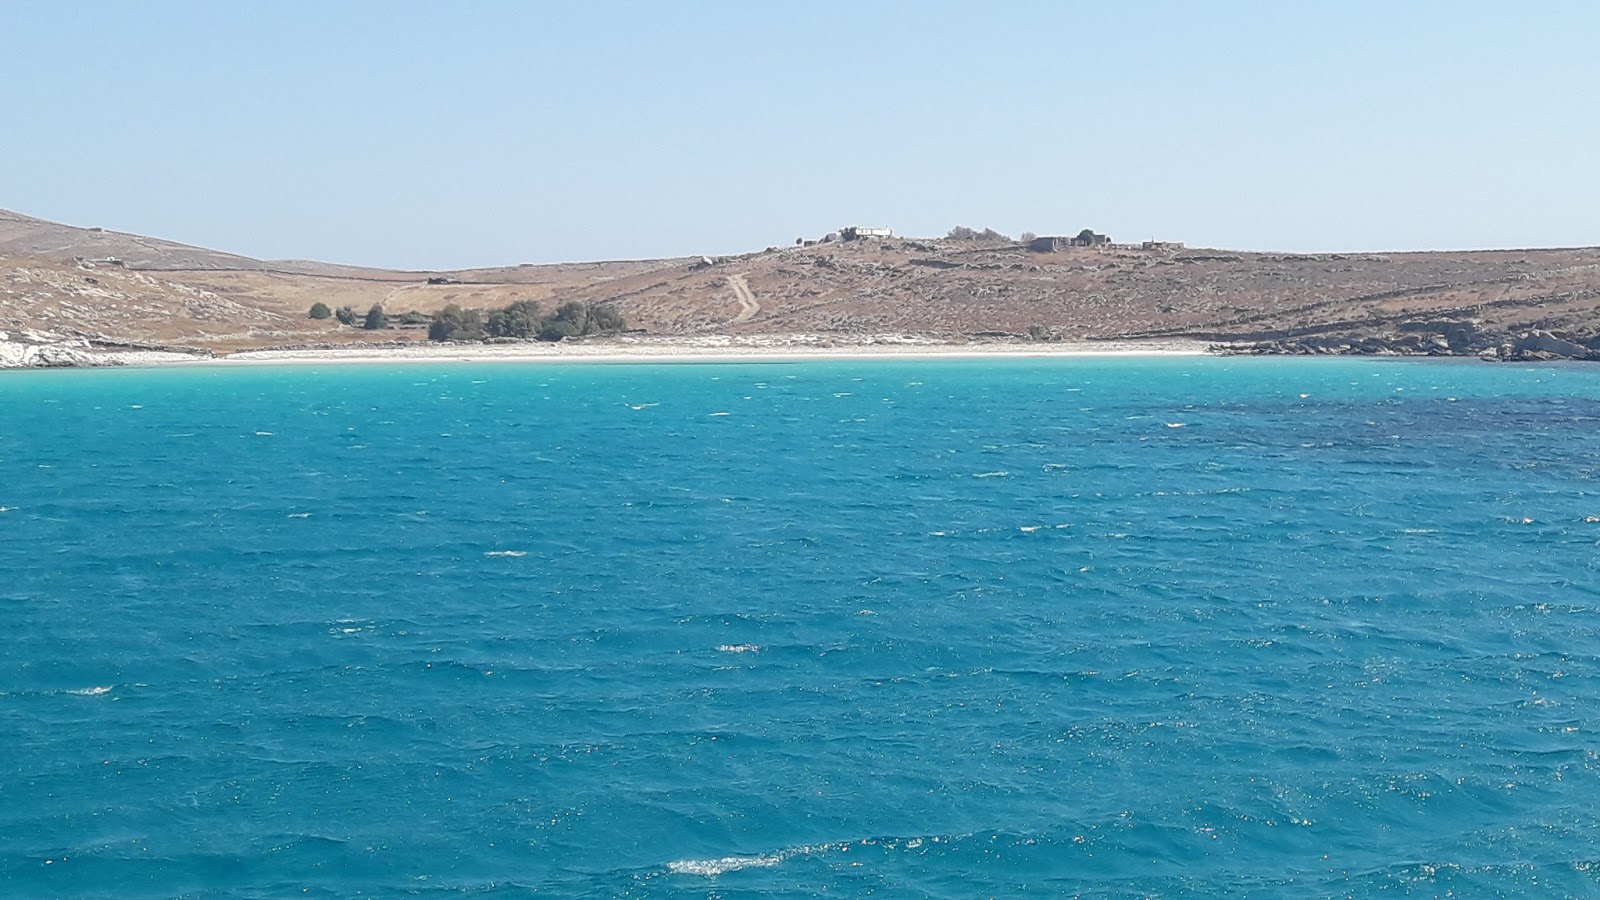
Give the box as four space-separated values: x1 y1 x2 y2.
428 306 461 341
589 304 624 333
334 305 358 325
433 298 624 342
363 304 388 330
538 319 580 342
1077 228 1100 242
552 300 590 333
485 299 543 339
429 304 483 341
308 302 332 319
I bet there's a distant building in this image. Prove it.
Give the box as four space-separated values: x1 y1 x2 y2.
1029 234 1181 253
839 226 892 241
1028 232 1111 252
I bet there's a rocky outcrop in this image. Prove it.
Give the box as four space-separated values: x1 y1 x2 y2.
0 329 107 368
1501 330 1597 361
1225 324 1600 362
0 329 215 368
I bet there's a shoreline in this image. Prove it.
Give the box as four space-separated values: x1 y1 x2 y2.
53 336 1224 369
11 332 1576 371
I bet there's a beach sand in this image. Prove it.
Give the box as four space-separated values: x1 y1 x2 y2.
105 335 1219 368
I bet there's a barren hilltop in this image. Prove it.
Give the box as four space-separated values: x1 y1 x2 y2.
3 208 1598 365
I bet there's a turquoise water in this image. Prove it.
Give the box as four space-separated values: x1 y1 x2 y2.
3 357 1599 897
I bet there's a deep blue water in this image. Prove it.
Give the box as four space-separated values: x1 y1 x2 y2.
3 357 1600 898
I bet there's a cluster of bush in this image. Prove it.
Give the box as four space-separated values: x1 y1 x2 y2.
945 225 1014 243
308 299 623 342
308 302 387 328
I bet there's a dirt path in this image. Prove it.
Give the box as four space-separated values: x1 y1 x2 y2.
383 281 427 306
727 274 759 324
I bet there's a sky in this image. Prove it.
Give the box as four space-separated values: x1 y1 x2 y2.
4 1 1598 268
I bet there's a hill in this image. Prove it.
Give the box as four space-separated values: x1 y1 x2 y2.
2 210 1597 360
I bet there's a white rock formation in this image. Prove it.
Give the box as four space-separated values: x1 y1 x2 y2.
0 329 109 368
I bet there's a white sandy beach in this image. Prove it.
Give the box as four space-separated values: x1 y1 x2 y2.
0 330 1221 370
126 335 1220 368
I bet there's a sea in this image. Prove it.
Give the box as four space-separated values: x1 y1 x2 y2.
2 356 1599 898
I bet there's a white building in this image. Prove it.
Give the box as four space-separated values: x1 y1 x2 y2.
839 226 892 240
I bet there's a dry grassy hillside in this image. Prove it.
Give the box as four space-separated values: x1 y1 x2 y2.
2 209 1597 357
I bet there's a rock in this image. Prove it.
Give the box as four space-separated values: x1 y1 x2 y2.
1512 330 1592 359
0 329 109 369
1443 323 1481 351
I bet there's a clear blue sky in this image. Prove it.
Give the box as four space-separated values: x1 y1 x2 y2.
4 1 1597 268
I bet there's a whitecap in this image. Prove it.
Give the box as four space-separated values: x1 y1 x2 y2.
67 686 113 696
255 431 273 436
0 506 11 513
708 411 731 417
717 644 759 654
669 842 847 877
287 512 312 519
1166 422 1186 428
668 854 781 876
972 471 1009 479
484 550 527 558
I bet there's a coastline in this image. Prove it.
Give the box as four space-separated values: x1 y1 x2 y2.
35 335 1223 370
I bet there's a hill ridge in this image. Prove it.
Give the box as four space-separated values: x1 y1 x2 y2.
2 209 1599 361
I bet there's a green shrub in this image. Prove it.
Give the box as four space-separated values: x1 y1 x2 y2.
308 302 332 319
485 300 543 339
363 304 388 330
428 304 483 341
334 305 358 325
433 299 625 342
538 320 580 341
590 305 624 332
947 225 1013 242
